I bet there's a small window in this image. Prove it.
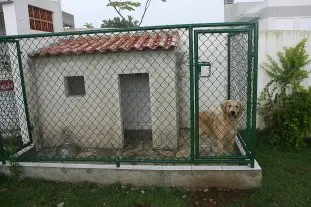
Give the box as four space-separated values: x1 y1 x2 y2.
65 76 85 97
28 5 54 32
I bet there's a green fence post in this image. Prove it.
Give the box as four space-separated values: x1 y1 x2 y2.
227 34 231 100
189 26 195 162
246 29 253 160
193 31 200 159
0 132 5 164
16 41 33 144
251 23 259 168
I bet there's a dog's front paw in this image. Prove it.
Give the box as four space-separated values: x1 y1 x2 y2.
227 145 234 154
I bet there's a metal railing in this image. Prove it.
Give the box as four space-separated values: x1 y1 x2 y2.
0 22 258 167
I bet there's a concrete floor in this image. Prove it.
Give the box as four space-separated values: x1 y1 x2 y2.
20 129 242 160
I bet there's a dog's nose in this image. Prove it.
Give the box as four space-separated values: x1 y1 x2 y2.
230 111 236 115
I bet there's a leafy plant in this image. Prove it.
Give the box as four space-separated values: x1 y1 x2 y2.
259 38 311 150
101 15 139 28
1 129 23 179
100 0 166 28
83 22 95 29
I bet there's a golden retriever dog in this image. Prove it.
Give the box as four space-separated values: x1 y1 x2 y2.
199 100 244 155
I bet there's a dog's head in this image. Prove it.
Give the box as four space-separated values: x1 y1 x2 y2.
221 100 245 121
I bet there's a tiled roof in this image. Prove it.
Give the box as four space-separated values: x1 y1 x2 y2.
30 32 179 57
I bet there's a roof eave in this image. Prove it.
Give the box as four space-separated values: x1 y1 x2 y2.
0 0 14 5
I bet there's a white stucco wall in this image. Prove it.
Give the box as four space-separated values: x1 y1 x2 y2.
30 50 179 150
265 17 311 31
225 0 311 30
2 0 63 35
258 18 269 30
224 2 262 21
2 3 18 35
267 0 311 7
197 33 228 111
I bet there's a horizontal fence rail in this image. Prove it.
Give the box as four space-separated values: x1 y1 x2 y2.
0 22 258 167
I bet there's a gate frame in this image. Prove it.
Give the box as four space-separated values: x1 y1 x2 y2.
0 22 259 167
193 28 253 162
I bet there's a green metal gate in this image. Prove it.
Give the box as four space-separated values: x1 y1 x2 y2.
192 26 258 166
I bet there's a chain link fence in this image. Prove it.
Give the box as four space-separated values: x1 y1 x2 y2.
0 23 258 166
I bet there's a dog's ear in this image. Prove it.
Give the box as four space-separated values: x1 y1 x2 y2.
221 100 229 113
238 101 246 113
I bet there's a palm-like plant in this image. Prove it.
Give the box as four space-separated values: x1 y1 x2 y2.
259 38 311 150
83 23 95 29
261 38 310 99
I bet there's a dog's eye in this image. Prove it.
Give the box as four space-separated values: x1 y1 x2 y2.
236 106 239 108
228 105 232 107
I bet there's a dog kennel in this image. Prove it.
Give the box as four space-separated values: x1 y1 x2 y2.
0 22 258 167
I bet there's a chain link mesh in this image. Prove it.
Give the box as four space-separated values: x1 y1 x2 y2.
0 24 257 165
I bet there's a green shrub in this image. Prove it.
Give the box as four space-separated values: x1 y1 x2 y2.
1 129 23 179
259 38 311 150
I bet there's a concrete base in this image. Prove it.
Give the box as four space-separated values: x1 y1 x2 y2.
0 162 262 189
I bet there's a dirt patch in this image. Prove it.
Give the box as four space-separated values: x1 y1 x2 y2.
187 188 250 207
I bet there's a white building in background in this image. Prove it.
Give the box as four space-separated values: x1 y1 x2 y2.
225 0 311 30
0 0 74 141
225 0 311 128
0 0 74 36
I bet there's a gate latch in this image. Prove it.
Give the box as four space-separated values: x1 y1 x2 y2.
198 62 211 78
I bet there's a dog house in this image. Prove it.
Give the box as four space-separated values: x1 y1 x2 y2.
29 33 180 150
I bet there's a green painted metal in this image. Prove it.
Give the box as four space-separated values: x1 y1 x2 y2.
193 27 255 161
251 23 259 168
237 132 248 151
246 29 253 156
193 30 200 159
189 27 195 162
16 41 33 144
194 29 249 35
0 22 257 40
116 160 120 168
227 34 231 100
0 133 5 164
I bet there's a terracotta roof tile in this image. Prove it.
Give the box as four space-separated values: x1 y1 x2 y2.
30 32 180 57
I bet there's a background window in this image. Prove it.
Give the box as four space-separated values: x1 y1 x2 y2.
28 5 54 32
65 76 85 97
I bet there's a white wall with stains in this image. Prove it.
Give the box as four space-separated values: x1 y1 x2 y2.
30 50 179 150
2 0 63 36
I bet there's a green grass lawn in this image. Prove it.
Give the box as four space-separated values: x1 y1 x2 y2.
0 143 311 207
0 178 188 207
228 142 311 207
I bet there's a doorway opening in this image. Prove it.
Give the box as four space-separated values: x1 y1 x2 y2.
119 73 152 152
